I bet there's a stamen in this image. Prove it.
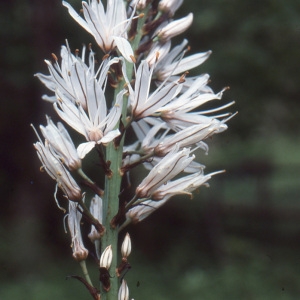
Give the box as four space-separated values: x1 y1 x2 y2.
30 123 43 144
198 101 235 115
63 214 69 233
54 184 67 213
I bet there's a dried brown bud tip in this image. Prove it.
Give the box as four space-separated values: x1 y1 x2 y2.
99 267 111 292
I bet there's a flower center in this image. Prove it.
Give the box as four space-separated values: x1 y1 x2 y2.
88 128 103 142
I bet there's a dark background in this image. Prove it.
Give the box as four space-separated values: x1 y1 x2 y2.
1 0 300 299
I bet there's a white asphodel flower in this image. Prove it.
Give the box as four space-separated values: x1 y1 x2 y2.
156 76 235 130
135 145 194 198
39 116 81 171
68 201 89 261
33 138 82 202
54 85 124 159
151 170 225 200
36 45 123 158
152 39 212 85
125 171 224 223
154 121 228 156
126 170 223 224
127 60 183 120
35 45 120 108
35 45 97 108
126 198 169 223
62 0 134 62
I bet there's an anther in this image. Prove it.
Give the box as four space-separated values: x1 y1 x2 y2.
51 53 58 61
102 53 110 60
130 55 136 63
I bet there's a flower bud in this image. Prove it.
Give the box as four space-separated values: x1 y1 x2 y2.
118 280 129 300
157 13 193 42
121 233 132 259
100 245 113 269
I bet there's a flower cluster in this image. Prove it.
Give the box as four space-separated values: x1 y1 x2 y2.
33 0 235 299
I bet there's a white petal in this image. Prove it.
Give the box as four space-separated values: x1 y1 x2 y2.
100 129 120 144
113 36 134 62
168 51 212 76
62 1 92 35
77 141 96 159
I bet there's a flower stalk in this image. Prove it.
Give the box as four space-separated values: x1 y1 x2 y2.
32 0 236 299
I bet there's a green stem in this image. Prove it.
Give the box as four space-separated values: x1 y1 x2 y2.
79 260 93 286
101 82 128 299
99 5 150 299
101 140 123 299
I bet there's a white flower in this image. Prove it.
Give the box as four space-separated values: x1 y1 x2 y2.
131 119 168 154
68 201 89 261
146 40 171 67
39 116 81 171
54 85 124 159
127 60 183 119
157 78 234 130
153 39 212 84
126 170 224 223
33 138 82 201
126 198 169 223
35 45 99 108
62 0 134 61
154 121 228 156
151 170 224 200
36 45 123 158
135 146 194 198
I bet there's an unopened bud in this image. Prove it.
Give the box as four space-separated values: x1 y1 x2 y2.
121 233 132 258
118 280 129 300
157 13 193 42
100 245 113 269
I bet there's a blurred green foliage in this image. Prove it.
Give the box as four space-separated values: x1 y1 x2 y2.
1 0 300 299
